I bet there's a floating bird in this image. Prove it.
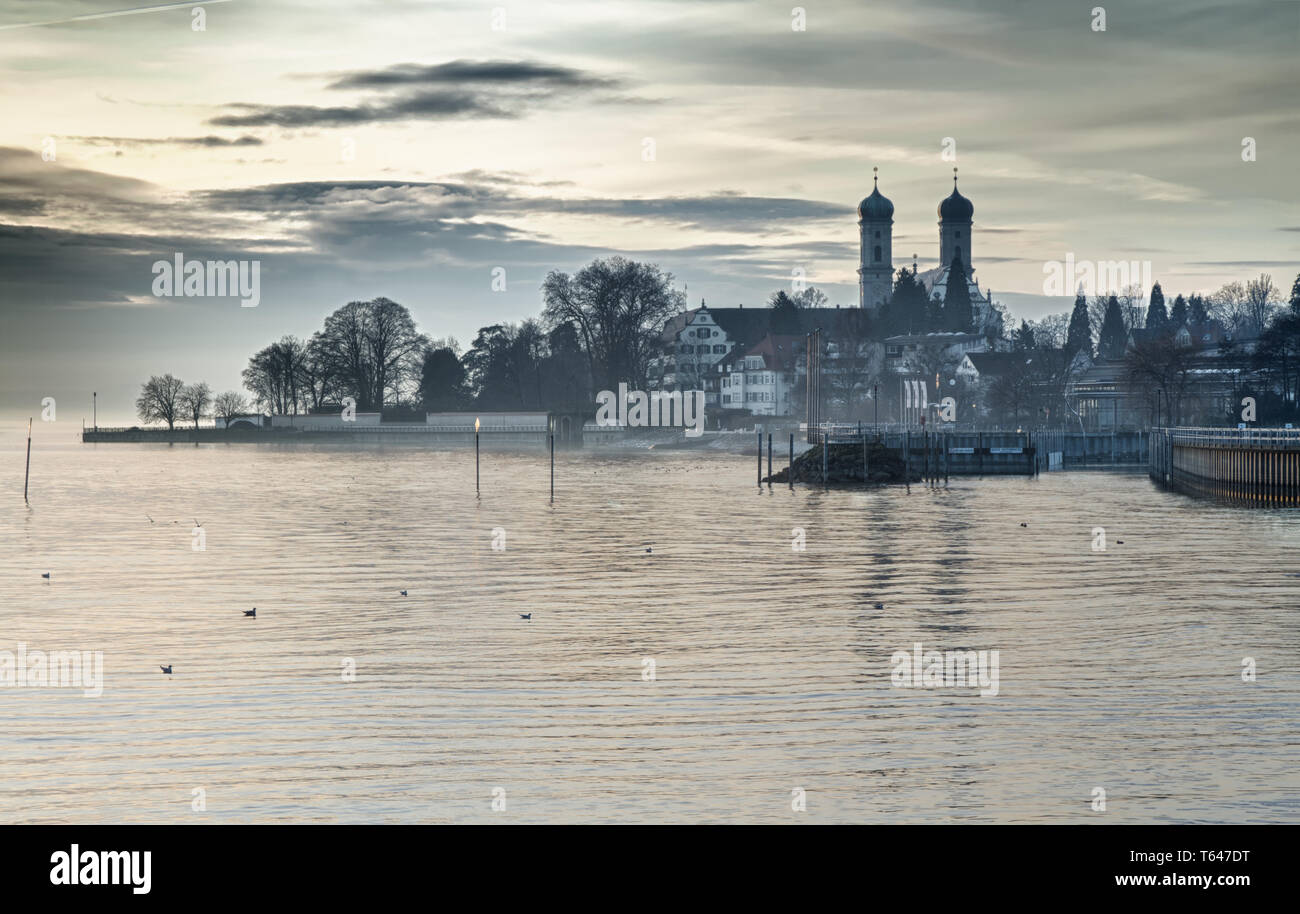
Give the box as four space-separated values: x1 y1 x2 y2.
873 602 884 609
1116 540 1125 544
243 608 256 617
1019 522 1028 527
41 572 50 579
645 546 652 553
400 590 407 596
146 515 155 524
159 665 172 675
519 613 532 620
193 518 201 527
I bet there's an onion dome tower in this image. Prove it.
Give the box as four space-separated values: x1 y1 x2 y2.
857 167 894 309
938 166 973 271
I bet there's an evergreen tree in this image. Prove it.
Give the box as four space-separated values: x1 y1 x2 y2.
1145 281 1168 331
885 266 928 334
1066 290 1093 358
1289 272 1300 313
1169 294 1189 328
1014 319 1035 350
1188 293 1208 325
1097 294 1127 359
943 250 973 331
768 290 802 335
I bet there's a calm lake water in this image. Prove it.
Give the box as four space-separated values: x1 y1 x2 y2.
2 429 1298 823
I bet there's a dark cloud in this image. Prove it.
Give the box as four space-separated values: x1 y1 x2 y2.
209 59 635 128
62 135 264 147
201 179 851 234
209 93 510 127
324 59 621 91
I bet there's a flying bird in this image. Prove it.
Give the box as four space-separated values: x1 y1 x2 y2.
159 665 172 675
243 608 256 617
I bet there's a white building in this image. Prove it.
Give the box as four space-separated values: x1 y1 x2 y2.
714 334 800 417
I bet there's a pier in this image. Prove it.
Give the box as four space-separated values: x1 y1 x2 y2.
807 425 1152 476
1150 427 1300 505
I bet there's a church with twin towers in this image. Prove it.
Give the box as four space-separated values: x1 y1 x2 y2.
857 167 1001 335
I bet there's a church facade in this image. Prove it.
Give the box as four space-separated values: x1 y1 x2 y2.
858 168 1002 337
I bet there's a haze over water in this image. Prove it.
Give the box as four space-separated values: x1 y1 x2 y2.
2 432 1298 823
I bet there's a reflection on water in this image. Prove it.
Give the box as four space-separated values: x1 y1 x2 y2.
2 435 1298 823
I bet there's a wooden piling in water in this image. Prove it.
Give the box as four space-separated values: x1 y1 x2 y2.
23 418 32 505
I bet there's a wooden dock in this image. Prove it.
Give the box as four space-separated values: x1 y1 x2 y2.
1150 427 1300 506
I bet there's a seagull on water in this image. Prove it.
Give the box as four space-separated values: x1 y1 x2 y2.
400 590 408 596
41 572 50 579
520 613 532 620
243 608 256 617
159 665 173 675
873 602 884 609
1019 522 1028 527
645 546 653 553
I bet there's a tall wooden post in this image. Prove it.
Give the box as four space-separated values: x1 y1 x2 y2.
789 433 794 489
23 418 32 505
767 433 772 488
904 430 910 493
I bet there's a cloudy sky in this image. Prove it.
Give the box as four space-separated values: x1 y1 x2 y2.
0 0 1296 423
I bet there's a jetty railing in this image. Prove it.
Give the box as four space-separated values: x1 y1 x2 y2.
1151 426 1300 505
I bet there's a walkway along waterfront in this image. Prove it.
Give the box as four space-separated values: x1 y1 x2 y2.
1151 427 1300 506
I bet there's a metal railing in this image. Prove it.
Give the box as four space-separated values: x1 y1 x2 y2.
1161 427 1300 449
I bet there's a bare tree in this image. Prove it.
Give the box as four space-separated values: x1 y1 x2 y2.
213 390 249 425
1124 333 1198 425
314 298 428 411
178 382 212 428
542 256 685 391
1208 280 1277 338
1026 313 1069 349
136 374 186 429
244 336 307 415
